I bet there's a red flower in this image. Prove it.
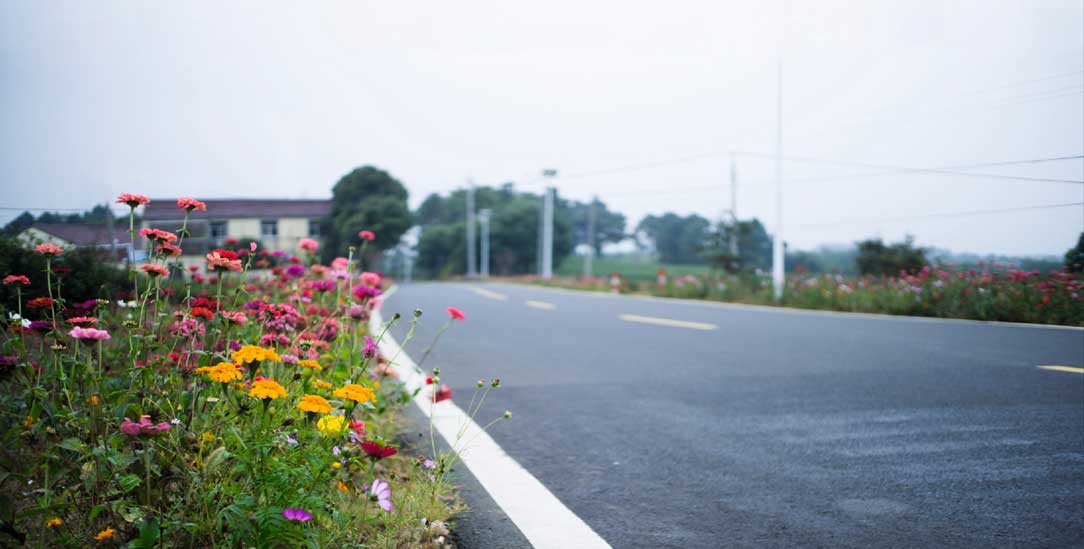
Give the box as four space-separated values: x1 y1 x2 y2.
190 307 214 321
177 197 207 212
358 230 375 241
2 275 30 285
432 383 453 403
115 193 150 208
156 243 182 257
28 297 55 309
361 440 398 459
446 307 466 320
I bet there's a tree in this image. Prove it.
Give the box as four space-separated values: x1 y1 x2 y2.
636 213 710 264
1065 232 1084 273
563 200 626 255
323 166 412 264
855 236 927 276
412 185 576 277
2 211 35 235
702 218 773 272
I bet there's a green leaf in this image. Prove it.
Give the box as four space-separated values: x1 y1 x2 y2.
204 447 230 472
58 437 86 453
116 473 141 493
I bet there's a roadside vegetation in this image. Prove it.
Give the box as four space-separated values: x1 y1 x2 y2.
0 195 498 547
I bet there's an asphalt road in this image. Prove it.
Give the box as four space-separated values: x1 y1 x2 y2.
384 281 1084 549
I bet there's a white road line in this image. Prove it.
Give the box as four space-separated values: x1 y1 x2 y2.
493 282 1084 332
1037 365 1084 374
618 313 717 330
526 300 556 310
373 287 610 549
467 286 508 301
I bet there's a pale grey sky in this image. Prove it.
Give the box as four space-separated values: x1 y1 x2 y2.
2 1 1082 255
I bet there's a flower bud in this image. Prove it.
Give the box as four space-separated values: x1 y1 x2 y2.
413 308 423 318
503 411 512 419
490 378 501 388
477 379 485 388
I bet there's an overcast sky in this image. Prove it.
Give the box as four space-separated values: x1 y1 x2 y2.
2 1 1082 256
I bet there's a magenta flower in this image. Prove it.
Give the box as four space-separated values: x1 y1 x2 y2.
369 479 393 512
283 508 313 522
120 416 172 437
362 337 378 358
69 326 111 341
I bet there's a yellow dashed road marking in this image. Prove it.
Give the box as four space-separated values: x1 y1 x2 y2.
1037 365 1084 374
526 300 556 310
467 286 508 301
618 314 717 331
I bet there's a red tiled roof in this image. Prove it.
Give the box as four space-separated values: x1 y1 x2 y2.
28 223 133 247
142 198 332 221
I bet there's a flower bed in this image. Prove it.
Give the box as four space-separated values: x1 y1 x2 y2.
529 263 1084 326
0 196 499 547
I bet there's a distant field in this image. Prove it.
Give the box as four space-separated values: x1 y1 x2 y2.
555 256 710 281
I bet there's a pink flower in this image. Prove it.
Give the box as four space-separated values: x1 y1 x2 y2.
250 241 257 252
206 251 243 272
446 307 465 320
299 238 318 254
176 197 207 212
3 275 30 285
331 257 349 270
115 193 150 208
369 479 393 512
34 243 64 256
282 508 313 522
120 416 171 437
139 228 178 243
358 230 375 241
140 264 169 277
69 326 111 341
360 272 381 287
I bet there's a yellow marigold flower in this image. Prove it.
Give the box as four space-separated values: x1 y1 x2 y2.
202 432 216 443
317 414 346 436
95 526 115 541
231 345 281 365
86 395 99 406
196 362 243 383
313 380 332 389
297 394 333 414
46 517 62 528
337 480 349 492
332 384 375 404
248 379 287 400
298 359 323 371
331 461 342 470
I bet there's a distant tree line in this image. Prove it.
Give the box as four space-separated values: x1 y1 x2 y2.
2 204 130 236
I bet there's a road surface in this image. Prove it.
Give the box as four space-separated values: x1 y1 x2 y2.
384 281 1084 548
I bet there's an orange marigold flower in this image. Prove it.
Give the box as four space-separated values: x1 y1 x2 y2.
196 362 242 383
337 480 349 493
297 359 323 371
46 517 62 528
249 379 287 400
333 384 375 404
231 345 281 364
297 394 333 414
94 526 115 541
313 380 332 389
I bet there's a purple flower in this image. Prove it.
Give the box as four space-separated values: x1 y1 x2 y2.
362 337 378 358
285 264 305 278
282 508 312 522
370 479 393 512
423 459 436 470
120 416 171 437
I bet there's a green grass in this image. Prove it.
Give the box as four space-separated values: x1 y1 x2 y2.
555 256 710 282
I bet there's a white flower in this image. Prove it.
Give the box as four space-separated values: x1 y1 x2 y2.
20 319 31 329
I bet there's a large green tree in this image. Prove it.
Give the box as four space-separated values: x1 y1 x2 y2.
636 213 710 264
323 166 412 263
855 236 927 276
702 218 773 272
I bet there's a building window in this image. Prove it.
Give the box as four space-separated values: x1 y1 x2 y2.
210 221 228 239
308 219 321 237
260 220 278 238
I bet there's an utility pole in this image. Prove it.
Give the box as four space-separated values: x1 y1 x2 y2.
771 58 785 300
478 208 491 278
584 196 597 278
466 180 477 278
541 187 554 279
728 153 739 259
540 169 558 279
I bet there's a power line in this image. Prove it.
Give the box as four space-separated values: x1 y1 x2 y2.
793 201 1084 229
740 155 1084 185
733 151 1084 184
